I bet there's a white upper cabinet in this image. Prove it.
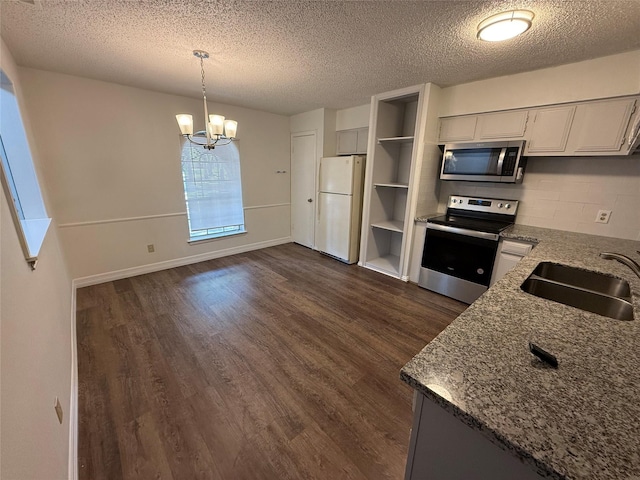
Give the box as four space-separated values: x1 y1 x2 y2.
439 95 639 157
439 116 477 142
569 98 637 153
356 128 369 154
438 110 528 143
336 127 369 155
525 105 576 154
477 110 529 139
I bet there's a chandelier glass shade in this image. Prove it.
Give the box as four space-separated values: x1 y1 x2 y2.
176 50 237 150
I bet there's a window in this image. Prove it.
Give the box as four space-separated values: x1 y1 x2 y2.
0 69 51 269
180 141 246 241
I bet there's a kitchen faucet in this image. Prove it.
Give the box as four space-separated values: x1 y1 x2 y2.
600 252 640 279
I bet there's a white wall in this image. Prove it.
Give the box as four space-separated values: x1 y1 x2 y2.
439 49 640 117
18 68 291 281
1 38 73 480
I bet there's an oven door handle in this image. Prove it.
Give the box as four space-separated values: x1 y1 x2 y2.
426 222 499 241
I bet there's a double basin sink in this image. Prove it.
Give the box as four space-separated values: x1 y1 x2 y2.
521 262 634 321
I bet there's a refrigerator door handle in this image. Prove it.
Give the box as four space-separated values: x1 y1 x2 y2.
317 194 321 221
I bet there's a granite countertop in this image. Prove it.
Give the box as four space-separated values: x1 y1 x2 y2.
401 224 640 480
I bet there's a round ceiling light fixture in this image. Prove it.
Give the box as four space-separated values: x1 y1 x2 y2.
477 10 534 42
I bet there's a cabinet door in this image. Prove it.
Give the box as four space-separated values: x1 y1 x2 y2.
477 110 529 139
526 106 576 154
571 98 637 153
336 130 358 155
439 116 477 142
356 128 369 154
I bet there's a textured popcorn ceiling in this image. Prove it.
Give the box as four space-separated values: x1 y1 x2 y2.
2 0 640 115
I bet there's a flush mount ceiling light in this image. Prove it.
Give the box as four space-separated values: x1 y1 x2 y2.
477 10 534 42
176 50 237 150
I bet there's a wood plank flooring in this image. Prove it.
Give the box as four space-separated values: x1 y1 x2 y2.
77 243 467 480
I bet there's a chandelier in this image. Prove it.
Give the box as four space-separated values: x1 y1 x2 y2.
175 50 238 150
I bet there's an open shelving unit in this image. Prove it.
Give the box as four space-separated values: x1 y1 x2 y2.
359 85 426 280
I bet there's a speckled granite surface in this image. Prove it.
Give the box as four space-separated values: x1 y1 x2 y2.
401 224 640 480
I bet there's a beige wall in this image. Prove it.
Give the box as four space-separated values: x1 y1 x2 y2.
439 50 640 117
18 68 292 281
336 104 370 130
1 39 73 480
290 107 336 156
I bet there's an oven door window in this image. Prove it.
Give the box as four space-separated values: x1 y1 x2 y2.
422 229 498 287
442 148 502 175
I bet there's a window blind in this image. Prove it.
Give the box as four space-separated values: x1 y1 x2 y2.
181 141 245 236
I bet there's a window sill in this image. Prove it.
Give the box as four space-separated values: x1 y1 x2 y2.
188 229 247 245
20 217 52 268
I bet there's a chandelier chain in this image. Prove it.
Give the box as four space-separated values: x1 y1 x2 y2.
200 56 207 99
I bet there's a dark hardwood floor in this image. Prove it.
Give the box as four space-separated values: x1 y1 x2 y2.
77 243 467 480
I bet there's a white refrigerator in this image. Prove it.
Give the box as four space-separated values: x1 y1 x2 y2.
316 155 365 264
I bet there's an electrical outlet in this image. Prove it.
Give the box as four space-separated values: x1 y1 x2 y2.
595 210 612 224
147 244 155 253
54 397 63 424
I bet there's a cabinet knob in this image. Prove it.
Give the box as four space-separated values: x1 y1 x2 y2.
307 198 313 203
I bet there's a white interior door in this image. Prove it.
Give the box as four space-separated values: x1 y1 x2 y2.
291 132 316 248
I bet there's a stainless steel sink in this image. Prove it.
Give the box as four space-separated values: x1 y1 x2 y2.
531 262 631 298
521 263 634 321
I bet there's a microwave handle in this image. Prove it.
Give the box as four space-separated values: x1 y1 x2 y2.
496 148 507 175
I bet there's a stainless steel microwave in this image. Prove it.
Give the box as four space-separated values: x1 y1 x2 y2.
440 140 526 183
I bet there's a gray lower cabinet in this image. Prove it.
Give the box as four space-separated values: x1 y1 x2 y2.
405 392 546 480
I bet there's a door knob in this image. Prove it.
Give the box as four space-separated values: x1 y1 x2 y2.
307 198 313 203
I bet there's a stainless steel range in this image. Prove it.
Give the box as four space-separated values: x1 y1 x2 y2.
419 195 519 304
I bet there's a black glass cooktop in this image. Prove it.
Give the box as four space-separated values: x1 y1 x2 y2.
427 214 513 234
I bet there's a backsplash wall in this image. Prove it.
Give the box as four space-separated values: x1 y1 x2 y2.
438 156 640 241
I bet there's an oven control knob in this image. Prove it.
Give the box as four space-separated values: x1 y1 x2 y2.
505 203 511 209
497 203 503 208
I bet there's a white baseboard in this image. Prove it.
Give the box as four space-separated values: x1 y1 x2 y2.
73 237 292 288
68 285 78 480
